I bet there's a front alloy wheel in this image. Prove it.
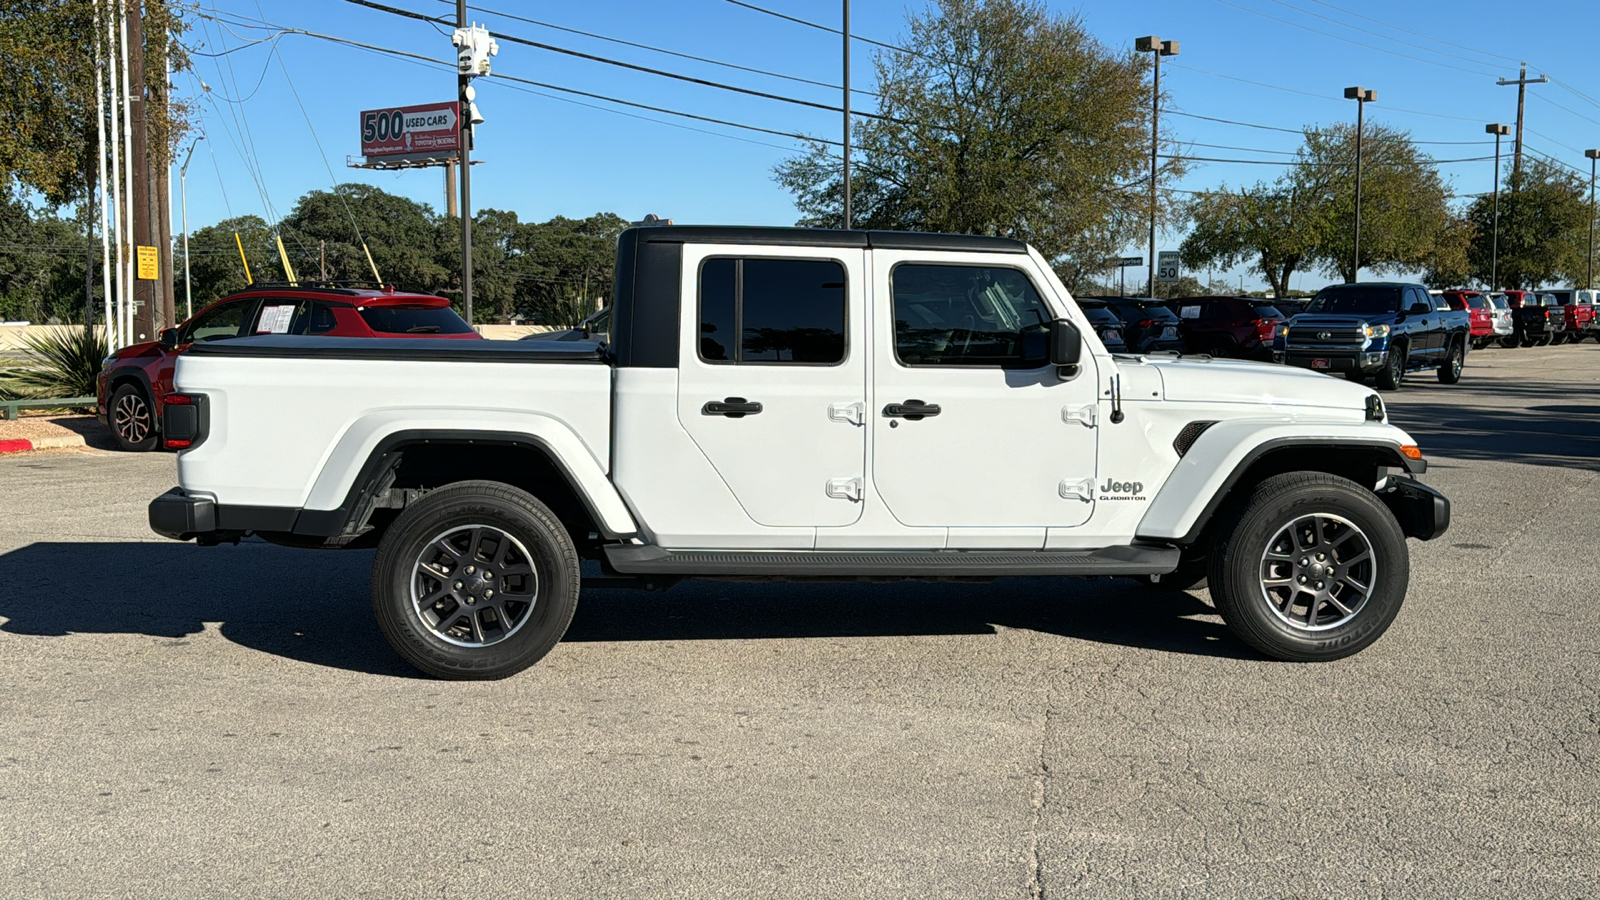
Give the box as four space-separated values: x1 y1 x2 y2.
1209 472 1409 661
1437 339 1464 384
110 384 158 452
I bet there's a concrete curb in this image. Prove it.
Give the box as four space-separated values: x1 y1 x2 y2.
0 434 87 455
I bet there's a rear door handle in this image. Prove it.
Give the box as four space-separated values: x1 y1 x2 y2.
883 400 941 420
702 397 763 418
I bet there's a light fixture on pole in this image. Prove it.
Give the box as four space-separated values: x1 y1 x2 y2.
179 136 202 321
1136 35 1178 297
1586 149 1599 291
1486 124 1510 290
1344 86 1377 282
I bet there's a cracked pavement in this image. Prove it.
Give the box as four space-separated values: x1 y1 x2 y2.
1 344 1597 898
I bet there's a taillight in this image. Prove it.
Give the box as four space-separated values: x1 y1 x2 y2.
1136 318 1155 328
162 393 207 451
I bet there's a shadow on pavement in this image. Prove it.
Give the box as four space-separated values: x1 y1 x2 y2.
0 539 1255 675
1384 379 1600 471
48 414 120 451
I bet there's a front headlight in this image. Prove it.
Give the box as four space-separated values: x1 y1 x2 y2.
101 355 117 368
1364 323 1390 340
1276 324 1291 338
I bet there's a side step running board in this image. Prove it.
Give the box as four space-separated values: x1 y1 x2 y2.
603 544 1179 578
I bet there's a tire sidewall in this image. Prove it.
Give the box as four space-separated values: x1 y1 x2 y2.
374 487 578 679
110 384 158 452
1213 478 1410 661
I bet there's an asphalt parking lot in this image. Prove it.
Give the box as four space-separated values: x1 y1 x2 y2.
2 344 1597 899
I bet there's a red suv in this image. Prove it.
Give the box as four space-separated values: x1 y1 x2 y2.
97 283 478 451
1168 296 1286 360
1437 290 1495 349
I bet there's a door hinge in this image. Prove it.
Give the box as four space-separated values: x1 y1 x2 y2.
826 477 864 502
1062 404 1097 428
828 401 865 426
1059 478 1095 502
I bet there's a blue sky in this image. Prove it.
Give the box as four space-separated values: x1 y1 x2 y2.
182 0 1600 291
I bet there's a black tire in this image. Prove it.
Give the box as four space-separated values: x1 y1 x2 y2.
1374 343 1405 391
1344 371 1366 384
372 480 580 680
1437 338 1464 384
1551 333 1568 346
1537 334 1552 347
1500 335 1519 349
1208 340 1235 359
109 383 158 452
1207 472 1409 662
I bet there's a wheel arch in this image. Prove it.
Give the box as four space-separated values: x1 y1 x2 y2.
294 427 638 546
1136 426 1422 547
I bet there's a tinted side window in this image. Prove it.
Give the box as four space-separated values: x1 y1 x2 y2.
359 306 474 334
185 300 249 343
697 258 847 364
1200 302 1232 320
891 264 1051 368
292 301 339 335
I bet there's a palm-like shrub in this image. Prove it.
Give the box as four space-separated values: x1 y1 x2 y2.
3 326 108 399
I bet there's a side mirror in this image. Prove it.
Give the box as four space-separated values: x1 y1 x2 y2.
1050 318 1083 366
159 328 180 348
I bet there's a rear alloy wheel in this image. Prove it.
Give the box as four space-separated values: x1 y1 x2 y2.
109 383 158 452
1437 338 1464 384
373 480 579 679
1209 341 1235 359
1208 472 1409 661
1374 343 1405 391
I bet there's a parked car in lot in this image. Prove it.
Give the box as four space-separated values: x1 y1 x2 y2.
1094 297 1185 353
1437 290 1500 350
1543 289 1596 342
1168 297 1284 360
1480 292 1516 347
1075 299 1129 352
148 224 1449 678
1274 282 1471 390
97 283 478 452
1507 291 1566 347
1272 297 1313 318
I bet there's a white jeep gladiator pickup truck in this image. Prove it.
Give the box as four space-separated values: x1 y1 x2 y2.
148 226 1449 679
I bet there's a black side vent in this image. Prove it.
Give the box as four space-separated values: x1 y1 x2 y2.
1173 421 1218 457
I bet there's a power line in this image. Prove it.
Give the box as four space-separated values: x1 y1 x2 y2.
722 0 923 58
1259 0 1501 76
193 10 843 149
1294 0 1522 65
1165 109 1304 134
341 0 894 122
1206 0 1500 79
426 0 879 99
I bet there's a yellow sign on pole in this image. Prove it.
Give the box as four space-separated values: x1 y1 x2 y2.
136 245 159 280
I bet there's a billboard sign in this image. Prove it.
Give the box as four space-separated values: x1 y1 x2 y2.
359 102 461 158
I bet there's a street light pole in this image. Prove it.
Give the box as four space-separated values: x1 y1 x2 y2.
1136 36 1178 297
1486 124 1510 290
1586 149 1600 290
842 0 851 229
1344 86 1377 282
179 137 201 321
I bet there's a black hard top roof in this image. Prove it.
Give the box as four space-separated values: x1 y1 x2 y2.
627 224 1028 254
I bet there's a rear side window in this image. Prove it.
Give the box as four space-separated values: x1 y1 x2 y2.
890 264 1051 368
1252 305 1284 318
252 299 338 335
359 306 473 334
697 257 847 364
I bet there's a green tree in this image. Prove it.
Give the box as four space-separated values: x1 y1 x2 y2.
176 215 274 309
0 192 91 323
280 184 446 293
1421 209 1475 288
508 213 628 326
1180 183 1324 298
774 0 1177 289
1464 159 1592 289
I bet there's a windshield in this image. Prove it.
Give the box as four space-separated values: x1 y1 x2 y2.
1082 307 1119 325
1306 287 1401 315
1252 305 1284 319
359 305 474 334
1464 295 1486 309
1486 294 1509 309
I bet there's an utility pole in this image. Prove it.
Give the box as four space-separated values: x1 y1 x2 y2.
1344 86 1377 282
1587 149 1600 290
319 239 327 281
126 0 154 343
1136 36 1177 299
1486 124 1510 290
180 137 199 320
1497 64 1548 180
457 0 473 325
842 0 851 229
445 162 458 218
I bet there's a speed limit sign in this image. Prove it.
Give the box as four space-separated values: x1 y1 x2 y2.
1156 251 1181 284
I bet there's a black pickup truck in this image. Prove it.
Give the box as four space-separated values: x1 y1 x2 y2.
1273 282 1472 390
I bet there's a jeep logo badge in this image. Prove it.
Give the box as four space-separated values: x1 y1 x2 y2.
1098 478 1145 500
